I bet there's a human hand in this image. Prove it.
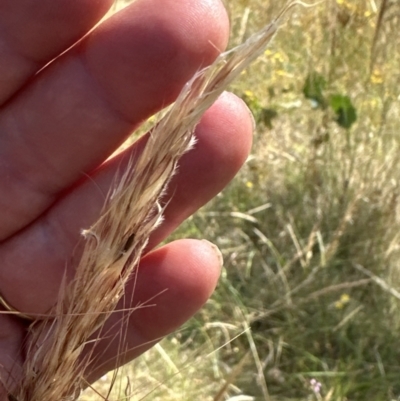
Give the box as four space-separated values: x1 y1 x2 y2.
0 0 253 394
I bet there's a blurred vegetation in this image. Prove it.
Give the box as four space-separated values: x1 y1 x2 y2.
83 0 400 400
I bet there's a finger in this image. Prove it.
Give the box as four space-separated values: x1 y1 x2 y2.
0 315 26 395
82 238 223 383
0 0 229 240
146 92 254 250
0 92 253 314
0 0 113 105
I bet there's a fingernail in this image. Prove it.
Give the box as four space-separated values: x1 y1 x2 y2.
202 240 224 267
241 96 256 133
249 109 256 133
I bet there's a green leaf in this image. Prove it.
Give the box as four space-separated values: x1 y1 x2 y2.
259 108 278 129
303 72 327 108
329 94 357 129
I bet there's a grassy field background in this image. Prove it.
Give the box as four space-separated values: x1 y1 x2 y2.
82 0 400 400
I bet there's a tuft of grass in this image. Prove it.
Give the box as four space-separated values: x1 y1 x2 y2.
182 0 400 399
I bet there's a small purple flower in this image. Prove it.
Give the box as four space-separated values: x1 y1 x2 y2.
310 378 322 394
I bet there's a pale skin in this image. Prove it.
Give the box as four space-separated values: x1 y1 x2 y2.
0 0 253 395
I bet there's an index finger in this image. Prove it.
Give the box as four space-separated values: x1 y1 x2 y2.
0 0 113 105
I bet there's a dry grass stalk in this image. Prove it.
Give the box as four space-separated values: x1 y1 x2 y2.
13 3 308 400
369 0 389 74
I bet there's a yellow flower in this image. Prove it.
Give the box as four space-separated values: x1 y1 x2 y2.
246 181 254 188
244 90 255 99
335 300 344 309
335 293 350 309
340 293 350 304
370 68 383 84
273 52 285 62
